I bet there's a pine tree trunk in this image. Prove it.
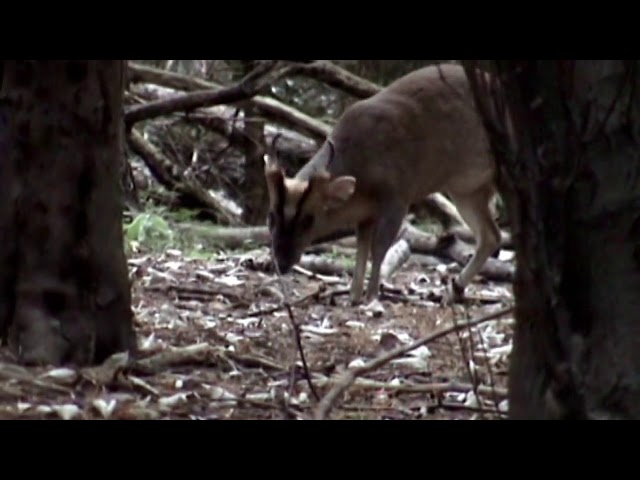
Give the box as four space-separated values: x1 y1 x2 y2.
0 60 136 366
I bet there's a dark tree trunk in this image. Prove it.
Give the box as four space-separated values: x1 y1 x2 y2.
463 60 640 419
0 60 137 366
239 60 268 225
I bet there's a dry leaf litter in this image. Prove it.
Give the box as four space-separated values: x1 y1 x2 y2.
0 247 514 420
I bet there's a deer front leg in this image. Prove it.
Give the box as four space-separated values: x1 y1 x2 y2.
365 204 407 301
350 221 374 305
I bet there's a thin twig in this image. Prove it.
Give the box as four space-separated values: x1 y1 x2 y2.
249 284 326 318
467 307 502 411
314 305 514 420
269 241 320 402
451 304 485 419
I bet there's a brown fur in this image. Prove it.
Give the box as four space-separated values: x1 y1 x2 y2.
265 63 501 304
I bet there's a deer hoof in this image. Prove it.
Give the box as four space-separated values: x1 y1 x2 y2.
444 278 465 305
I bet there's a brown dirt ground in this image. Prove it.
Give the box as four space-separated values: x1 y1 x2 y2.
0 247 515 420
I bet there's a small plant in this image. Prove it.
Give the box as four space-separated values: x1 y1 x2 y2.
124 212 175 253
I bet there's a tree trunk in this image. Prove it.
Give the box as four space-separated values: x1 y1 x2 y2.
0 60 137 366
239 60 269 225
464 60 640 419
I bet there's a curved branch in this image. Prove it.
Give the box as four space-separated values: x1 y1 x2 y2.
125 62 281 127
286 60 381 98
127 129 241 225
127 62 331 141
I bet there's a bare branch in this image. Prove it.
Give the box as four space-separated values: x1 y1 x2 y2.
286 60 382 98
314 305 514 419
127 129 241 225
127 62 331 141
125 62 283 127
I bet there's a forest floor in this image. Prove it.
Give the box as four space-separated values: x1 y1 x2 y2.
0 240 515 420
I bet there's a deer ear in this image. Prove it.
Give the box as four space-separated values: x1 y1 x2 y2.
264 159 285 210
325 176 356 205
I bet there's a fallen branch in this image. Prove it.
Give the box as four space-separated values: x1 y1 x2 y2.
130 343 214 375
314 305 514 419
401 223 514 282
247 284 327 318
125 61 285 127
127 129 240 225
286 60 381 98
312 376 508 399
175 222 513 282
127 62 331 141
380 239 411 282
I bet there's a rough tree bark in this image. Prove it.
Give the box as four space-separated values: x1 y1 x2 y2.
240 61 269 225
0 60 137 366
463 60 640 419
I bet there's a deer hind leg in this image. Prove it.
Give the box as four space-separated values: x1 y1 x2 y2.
449 186 500 300
350 221 374 305
365 203 407 301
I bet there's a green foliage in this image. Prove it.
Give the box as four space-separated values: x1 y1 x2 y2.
124 212 175 253
122 205 260 260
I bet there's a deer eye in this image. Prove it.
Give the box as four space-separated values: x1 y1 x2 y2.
299 214 314 231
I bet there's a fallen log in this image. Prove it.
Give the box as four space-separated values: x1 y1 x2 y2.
127 62 331 142
127 130 241 225
125 61 284 127
182 221 514 282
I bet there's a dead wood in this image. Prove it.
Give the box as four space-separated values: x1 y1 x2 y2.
421 193 465 227
449 224 513 249
127 130 241 225
286 60 381 98
177 222 513 282
314 305 514 420
125 61 285 127
130 343 215 375
313 376 508 399
298 254 350 277
127 62 331 141
128 84 318 161
176 223 270 249
401 223 514 282
380 239 412 282
127 63 485 230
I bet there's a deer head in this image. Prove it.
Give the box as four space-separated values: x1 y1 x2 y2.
264 141 356 274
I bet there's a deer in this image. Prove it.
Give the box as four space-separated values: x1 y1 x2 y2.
264 63 501 306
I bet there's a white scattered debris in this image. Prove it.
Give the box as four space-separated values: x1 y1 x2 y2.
92 399 118 419
158 393 189 408
464 391 480 408
300 325 339 335
390 357 429 370
163 261 184 271
234 317 261 327
40 368 78 384
224 333 243 344
348 358 367 368
408 345 432 359
53 404 81 420
215 275 244 287
345 320 366 329
360 299 385 317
